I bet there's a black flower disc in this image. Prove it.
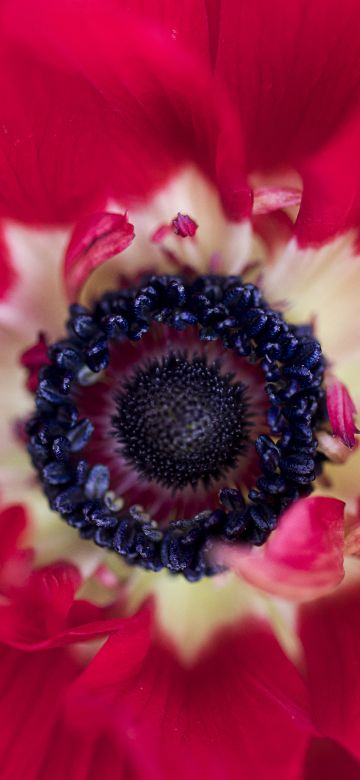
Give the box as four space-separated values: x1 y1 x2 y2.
113 353 250 490
27 275 326 581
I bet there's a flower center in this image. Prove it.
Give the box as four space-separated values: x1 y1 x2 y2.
113 353 249 490
26 273 327 580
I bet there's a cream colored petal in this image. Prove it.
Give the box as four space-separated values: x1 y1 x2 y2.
262 233 360 367
0 222 68 338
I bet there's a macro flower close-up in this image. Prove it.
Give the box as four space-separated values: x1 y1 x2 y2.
1 0 360 777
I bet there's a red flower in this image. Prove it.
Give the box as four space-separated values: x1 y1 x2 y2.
1 2 360 779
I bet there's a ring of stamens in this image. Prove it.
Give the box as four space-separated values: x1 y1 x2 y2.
27 275 326 581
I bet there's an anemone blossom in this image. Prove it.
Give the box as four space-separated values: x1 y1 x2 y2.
1 1 360 779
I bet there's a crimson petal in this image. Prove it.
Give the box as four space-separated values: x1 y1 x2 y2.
304 739 360 780
64 212 135 301
0 504 28 567
300 584 360 761
214 0 360 239
0 560 129 649
0 646 79 780
0 0 247 223
65 607 311 780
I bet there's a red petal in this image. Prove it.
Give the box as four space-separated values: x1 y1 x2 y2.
66 607 311 780
0 0 248 224
326 379 359 448
0 561 128 649
63 212 135 301
296 112 360 244
0 645 78 780
304 739 360 780
214 0 360 239
0 562 81 646
299 584 360 761
0 504 27 566
216 497 345 600
0 642 134 780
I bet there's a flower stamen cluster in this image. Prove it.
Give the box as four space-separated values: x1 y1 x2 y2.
26 275 326 580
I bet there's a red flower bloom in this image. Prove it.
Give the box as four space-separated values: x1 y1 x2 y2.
1 1 360 778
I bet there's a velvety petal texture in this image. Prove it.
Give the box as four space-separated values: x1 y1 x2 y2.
214 0 360 238
0 0 247 223
64 212 135 301
303 739 360 780
300 584 360 762
2 0 360 239
65 605 311 780
326 379 359 448
0 560 129 649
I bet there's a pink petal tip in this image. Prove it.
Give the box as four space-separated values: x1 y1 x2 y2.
326 380 359 448
64 212 135 301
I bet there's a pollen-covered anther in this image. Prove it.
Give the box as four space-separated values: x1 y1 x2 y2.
172 213 198 237
113 354 249 490
151 212 198 243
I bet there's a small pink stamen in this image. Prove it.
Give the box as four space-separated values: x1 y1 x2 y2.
152 213 198 243
172 212 198 237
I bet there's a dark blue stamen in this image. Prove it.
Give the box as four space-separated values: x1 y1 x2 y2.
27 274 326 581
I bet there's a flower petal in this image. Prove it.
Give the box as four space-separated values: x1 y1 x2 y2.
304 739 360 780
299 584 360 761
327 379 359 448
0 0 247 223
0 560 128 649
216 497 345 601
63 212 135 301
0 503 28 567
214 0 360 238
0 641 134 779
66 609 311 780
296 112 360 244
0 562 81 647
0 504 33 591
0 645 79 780
253 187 302 216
